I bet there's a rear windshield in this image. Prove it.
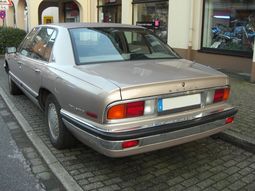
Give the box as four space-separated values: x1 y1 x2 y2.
69 27 180 65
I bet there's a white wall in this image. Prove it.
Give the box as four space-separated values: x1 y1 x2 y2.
42 7 59 24
168 0 190 49
168 0 203 50
121 0 132 24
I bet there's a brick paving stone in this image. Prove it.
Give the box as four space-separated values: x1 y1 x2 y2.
197 179 214 189
242 173 255 184
225 166 241 175
181 177 199 187
210 172 229 182
1 59 255 190
98 184 121 191
228 180 246 191
203 187 218 191
74 172 94 180
212 179 232 190
245 182 255 191
167 176 185 186
170 184 186 191
30 158 43 166
239 167 254 176
32 165 48 174
228 77 255 141
82 182 104 190
36 172 51 180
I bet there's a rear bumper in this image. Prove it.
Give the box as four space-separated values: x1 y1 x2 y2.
61 108 237 157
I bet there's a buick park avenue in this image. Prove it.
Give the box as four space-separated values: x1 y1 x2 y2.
4 23 237 157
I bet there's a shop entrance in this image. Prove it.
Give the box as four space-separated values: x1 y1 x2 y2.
38 0 81 25
97 0 121 23
133 0 169 43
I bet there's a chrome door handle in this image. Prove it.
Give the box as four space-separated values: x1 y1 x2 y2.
34 69 40 73
17 61 23 69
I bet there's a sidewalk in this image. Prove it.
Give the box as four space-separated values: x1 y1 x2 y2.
219 74 255 153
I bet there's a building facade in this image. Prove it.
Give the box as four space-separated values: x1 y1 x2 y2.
1 0 255 82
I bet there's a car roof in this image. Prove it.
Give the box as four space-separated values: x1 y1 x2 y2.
41 22 145 29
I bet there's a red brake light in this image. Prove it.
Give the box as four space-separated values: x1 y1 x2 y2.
214 88 230 103
122 140 139 149
126 101 144 118
225 116 234 124
107 101 145 120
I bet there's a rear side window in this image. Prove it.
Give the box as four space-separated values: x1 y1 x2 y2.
19 28 38 57
19 27 57 62
30 28 57 62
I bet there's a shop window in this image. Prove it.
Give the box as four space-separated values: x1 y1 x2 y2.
97 0 121 23
133 0 169 43
202 0 255 57
64 2 80 23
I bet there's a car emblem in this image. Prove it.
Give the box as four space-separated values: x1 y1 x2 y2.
182 82 186 87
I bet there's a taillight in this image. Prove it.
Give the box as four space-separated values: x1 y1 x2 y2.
126 102 144 118
225 116 234 124
107 104 126 119
107 100 155 120
107 101 144 120
122 140 139 149
213 88 230 103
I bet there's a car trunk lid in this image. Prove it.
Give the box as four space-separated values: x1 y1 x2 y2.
77 59 228 100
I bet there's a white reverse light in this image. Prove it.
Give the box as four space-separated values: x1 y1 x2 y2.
144 100 155 115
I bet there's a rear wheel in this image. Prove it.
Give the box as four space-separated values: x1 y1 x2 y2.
8 73 22 95
45 94 76 149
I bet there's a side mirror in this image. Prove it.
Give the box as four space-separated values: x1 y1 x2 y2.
5 47 16 54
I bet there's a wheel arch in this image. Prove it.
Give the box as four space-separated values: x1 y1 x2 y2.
4 60 9 73
38 88 52 111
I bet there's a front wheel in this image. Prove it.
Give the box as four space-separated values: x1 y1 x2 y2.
45 94 76 149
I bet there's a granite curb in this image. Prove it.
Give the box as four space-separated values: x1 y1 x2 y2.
219 131 255 154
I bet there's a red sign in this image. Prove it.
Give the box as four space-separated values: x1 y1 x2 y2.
0 10 6 19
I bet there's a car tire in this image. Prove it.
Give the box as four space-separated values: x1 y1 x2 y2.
45 94 76 149
8 73 22 95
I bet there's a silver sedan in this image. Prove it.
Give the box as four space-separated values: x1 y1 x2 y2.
4 23 237 157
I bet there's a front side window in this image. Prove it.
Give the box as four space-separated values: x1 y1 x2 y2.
69 27 179 65
202 0 255 56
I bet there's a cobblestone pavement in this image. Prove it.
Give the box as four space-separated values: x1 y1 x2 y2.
1 59 255 190
227 76 255 144
0 88 65 190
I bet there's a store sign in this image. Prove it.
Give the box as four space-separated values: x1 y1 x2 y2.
0 0 12 5
136 20 160 29
0 10 6 19
136 22 155 29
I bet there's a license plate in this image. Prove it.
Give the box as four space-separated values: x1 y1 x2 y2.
158 94 201 112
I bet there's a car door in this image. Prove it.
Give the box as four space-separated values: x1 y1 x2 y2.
9 28 39 87
21 27 57 98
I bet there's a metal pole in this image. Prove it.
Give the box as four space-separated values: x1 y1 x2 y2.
251 42 255 83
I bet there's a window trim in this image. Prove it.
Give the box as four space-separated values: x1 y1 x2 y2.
200 0 254 58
